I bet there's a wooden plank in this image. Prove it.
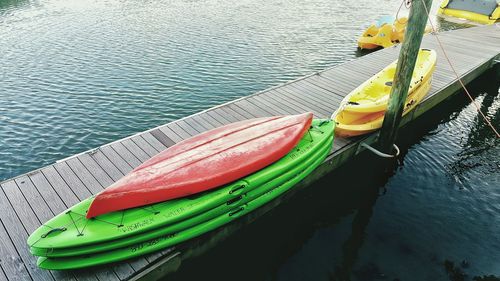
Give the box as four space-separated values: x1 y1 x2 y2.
199 111 224 126
190 114 216 130
304 74 346 97
121 139 151 163
40 166 80 206
211 107 239 123
28 172 68 215
258 91 311 116
181 117 206 134
98 146 133 175
76 154 115 187
149 129 175 148
279 84 333 113
109 143 142 168
0 264 8 281
205 109 229 124
245 96 287 116
176 119 200 135
250 94 300 116
227 103 256 119
270 88 330 116
0 182 55 281
322 68 373 89
131 135 161 155
308 75 349 98
287 81 341 108
53 162 94 198
64 159 103 195
443 33 500 47
317 71 363 92
2 181 45 234
0 219 32 281
218 105 248 120
206 109 232 124
158 125 183 144
429 38 499 57
167 123 191 139
296 79 344 104
14 176 54 223
324 68 372 86
234 99 272 117
87 150 123 182
139 133 166 152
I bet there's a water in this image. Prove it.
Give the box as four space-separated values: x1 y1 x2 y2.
0 0 452 180
0 0 498 280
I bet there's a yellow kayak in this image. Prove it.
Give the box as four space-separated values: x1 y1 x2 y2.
358 17 432 50
339 49 436 114
334 49 437 137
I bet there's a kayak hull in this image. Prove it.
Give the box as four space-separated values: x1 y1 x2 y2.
86 113 313 218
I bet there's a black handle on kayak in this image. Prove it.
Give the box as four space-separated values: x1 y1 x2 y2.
41 227 67 238
229 206 245 217
226 195 243 205
229 183 246 194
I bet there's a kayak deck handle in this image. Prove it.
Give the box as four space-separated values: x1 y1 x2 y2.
229 184 246 194
229 206 245 217
226 195 243 205
41 227 67 238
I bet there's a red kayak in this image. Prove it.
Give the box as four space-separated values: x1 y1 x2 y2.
86 112 313 218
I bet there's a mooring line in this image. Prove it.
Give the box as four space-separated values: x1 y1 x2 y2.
418 0 500 137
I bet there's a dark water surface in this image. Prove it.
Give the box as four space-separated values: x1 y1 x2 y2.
1 0 499 280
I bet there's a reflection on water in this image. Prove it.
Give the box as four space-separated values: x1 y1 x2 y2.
170 68 499 281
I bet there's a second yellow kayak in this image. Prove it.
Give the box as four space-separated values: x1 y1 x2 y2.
334 76 433 137
333 49 437 137
339 49 436 114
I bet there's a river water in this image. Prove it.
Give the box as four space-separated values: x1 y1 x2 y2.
1 0 499 280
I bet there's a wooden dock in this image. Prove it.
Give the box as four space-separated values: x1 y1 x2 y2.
1 25 499 281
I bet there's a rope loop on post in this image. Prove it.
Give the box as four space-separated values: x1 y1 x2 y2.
360 142 400 158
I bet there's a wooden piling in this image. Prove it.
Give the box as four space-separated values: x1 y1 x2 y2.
378 0 433 154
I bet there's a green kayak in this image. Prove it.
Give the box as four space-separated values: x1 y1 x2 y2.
29 120 334 260
31 124 331 258
37 127 333 269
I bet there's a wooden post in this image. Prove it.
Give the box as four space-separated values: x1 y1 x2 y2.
378 0 433 153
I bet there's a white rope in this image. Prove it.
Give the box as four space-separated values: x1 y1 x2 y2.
361 142 400 158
